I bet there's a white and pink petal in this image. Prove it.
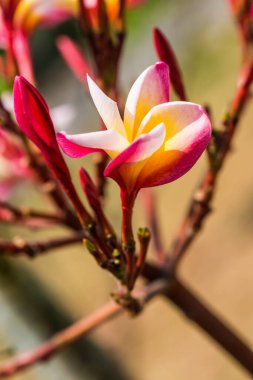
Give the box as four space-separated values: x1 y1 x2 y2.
123 62 170 140
139 101 211 141
134 105 211 188
57 129 129 158
87 75 126 136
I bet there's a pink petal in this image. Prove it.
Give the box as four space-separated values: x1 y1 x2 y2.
123 62 170 140
139 101 210 139
13 29 35 84
87 75 126 136
57 36 93 88
136 103 211 188
104 123 166 191
57 129 128 158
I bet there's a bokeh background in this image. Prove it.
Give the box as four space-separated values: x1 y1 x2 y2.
1 0 253 379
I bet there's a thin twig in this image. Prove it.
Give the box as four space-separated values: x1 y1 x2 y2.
0 201 65 227
0 280 168 378
0 233 86 258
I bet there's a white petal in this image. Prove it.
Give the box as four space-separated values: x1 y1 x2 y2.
87 75 126 137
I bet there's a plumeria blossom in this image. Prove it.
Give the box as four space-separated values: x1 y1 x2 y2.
0 0 77 83
13 0 77 32
57 62 211 198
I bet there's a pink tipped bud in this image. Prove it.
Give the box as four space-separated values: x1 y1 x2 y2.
13 76 71 186
153 27 187 101
79 167 113 235
13 76 90 225
79 167 101 212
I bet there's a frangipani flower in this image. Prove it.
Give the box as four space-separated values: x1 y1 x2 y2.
0 0 76 82
57 62 211 199
13 0 77 33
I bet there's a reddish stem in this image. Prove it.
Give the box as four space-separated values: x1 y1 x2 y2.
0 233 87 258
120 189 137 289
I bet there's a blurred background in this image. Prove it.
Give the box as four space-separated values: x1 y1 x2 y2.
1 0 253 379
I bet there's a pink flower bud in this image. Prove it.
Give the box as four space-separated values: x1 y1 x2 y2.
153 28 187 101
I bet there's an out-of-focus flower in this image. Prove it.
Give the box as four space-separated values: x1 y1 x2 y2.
13 0 78 33
0 0 77 83
83 0 145 29
57 62 211 198
0 128 30 200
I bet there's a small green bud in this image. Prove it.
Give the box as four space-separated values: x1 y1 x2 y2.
138 227 150 239
83 239 97 254
113 258 120 265
112 249 120 257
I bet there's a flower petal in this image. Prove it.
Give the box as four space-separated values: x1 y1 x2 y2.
87 75 126 136
13 30 35 84
57 36 93 89
57 132 101 158
139 101 210 140
123 62 170 140
134 103 212 188
57 129 129 158
104 123 166 191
